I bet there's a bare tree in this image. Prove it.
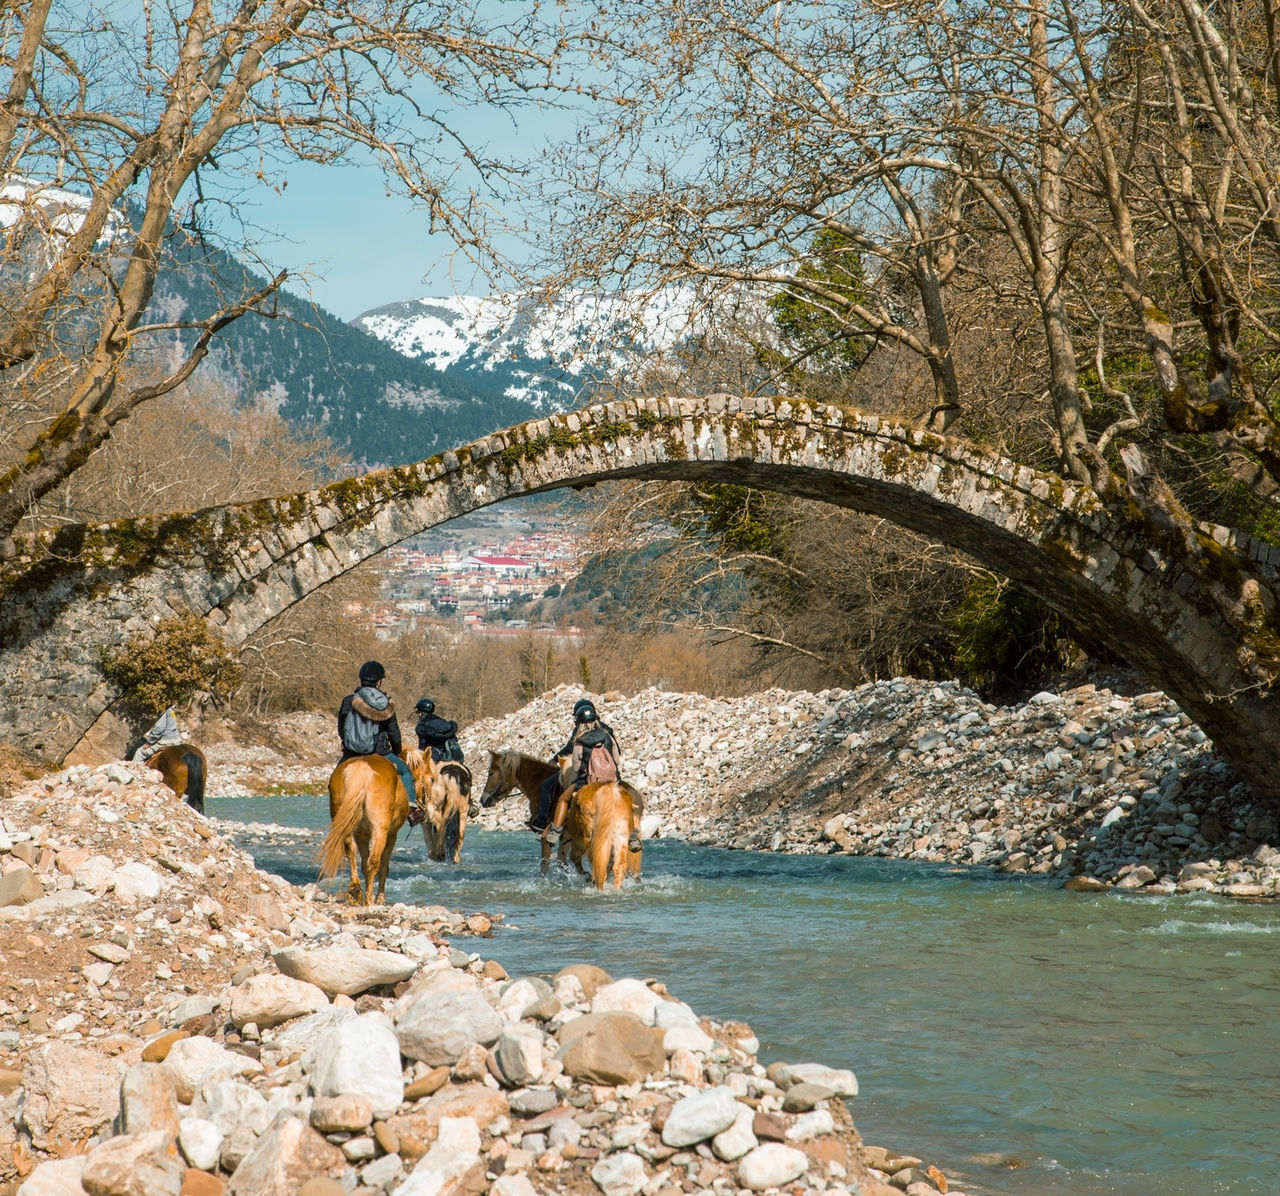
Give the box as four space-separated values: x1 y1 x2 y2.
541 0 1280 528
0 0 591 557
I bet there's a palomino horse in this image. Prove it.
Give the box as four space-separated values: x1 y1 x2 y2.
542 755 642 889
147 744 206 814
478 749 558 824
315 755 409 905
406 749 473 864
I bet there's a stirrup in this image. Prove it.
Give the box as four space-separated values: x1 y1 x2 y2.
628 831 642 853
468 800 481 818
545 823 562 841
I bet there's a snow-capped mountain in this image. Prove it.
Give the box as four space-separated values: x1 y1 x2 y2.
352 287 703 413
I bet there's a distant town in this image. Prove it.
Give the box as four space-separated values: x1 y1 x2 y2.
352 502 589 641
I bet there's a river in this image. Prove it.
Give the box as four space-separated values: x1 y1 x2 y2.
210 795 1280 1196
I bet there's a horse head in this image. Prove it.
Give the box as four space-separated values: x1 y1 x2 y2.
480 749 514 808
404 749 434 804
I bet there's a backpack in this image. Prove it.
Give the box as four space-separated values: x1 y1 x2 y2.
343 705 381 755
578 727 617 784
431 737 464 764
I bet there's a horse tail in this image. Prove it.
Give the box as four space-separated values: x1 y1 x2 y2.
182 748 205 814
316 767 368 880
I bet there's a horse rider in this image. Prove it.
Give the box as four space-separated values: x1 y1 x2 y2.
415 696 479 818
337 660 417 804
541 697 641 853
132 706 183 763
414 697 465 763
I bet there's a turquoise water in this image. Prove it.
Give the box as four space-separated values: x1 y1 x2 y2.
211 795 1280 1195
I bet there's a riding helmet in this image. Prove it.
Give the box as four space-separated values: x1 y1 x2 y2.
573 698 598 723
414 697 435 715
358 660 386 685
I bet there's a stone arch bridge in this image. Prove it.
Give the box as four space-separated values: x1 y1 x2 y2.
3 394 1280 806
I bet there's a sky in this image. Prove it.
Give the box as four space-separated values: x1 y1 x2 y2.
243 159 505 325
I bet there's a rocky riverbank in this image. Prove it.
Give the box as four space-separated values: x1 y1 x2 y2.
446 678 1279 898
0 763 947 1196
202 675 1280 896
2 674 1277 1195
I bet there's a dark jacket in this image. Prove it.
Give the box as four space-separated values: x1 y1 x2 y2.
337 687 403 759
416 714 463 762
561 719 621 788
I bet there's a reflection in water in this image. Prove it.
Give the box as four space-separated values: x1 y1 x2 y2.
213 796 1280 1196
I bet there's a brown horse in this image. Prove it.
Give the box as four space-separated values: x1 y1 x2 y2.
315 755 409 905
148 745 206 814
478 749 558 824
542 754 642 889
406 749 472 864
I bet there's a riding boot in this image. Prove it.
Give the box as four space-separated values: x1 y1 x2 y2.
545 791 571 841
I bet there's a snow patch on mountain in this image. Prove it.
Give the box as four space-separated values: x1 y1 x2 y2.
352 287 705 413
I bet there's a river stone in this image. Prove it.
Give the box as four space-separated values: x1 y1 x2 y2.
495 1023 545 1087
773 1062 858 1097
591 978 662 1024
163 1037 262 1104
20 1041 122 1150
193 1077 272 1138
391 1115 481 1196
662 1023 714 1055
1114 866 1158 889
225 1115 343 1196
1064 875 1107 892
497 977 552 1021
661 1086 738 1147
508 1087 560 1117
119 1061 181 1138
80 1128 185 1196
652 1000 699 1030
178 1116 224 1172
395 988 503 1065
786 1109 836 1140
272 946 418 996
491 1174 539 1196
555 1012 666 1085
310 1094 375 1133
0 864 43 906
13 1156 87 1194
711 1105 757 1161
781 1082 834 1112
311 1013 405 1119
737 1143 809 1190
590 1151 648 1196
229 973 328 1029
554 964 612 1000
112 861 166 901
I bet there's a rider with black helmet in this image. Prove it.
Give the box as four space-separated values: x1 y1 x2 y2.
414 697 465 764
336 660 415 802
537 696 641 853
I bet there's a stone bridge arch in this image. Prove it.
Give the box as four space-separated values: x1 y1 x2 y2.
3 394 1279 805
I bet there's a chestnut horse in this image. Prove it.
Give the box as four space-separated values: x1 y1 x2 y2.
148 745 206 815
316 755 409 905
406 749 473 864
542 754 642 889
478 749 558 824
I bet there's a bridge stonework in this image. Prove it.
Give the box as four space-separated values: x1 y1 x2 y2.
3 395 1280 805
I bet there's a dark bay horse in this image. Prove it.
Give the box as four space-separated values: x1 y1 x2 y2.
316 755 409 905
147 745 206 815
478 749 558 824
